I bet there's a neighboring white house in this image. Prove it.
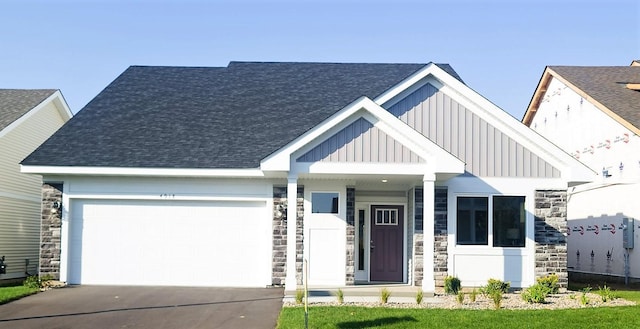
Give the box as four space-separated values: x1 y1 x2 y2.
0 89 72 280
523 60 640 282
21 62 594 292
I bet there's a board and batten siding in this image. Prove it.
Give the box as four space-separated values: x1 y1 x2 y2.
0 101 67 279
387 83 560 178
296 117 423 163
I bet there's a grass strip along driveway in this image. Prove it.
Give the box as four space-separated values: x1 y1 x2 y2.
278 305 640 329
277 291 640 329
0 286 39 305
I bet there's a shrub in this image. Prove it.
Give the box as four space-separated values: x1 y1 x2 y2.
580 287 591 306
380 288 391 304
536 274 559 294
456 290 465 304
416 289 423 305
295 289 304 304
597 285 616 303
23 275 54 290
481 278 510 297
522 283 549 303
444 276 461 295
490 290 503 309
469 288 478 302
335 289 344 304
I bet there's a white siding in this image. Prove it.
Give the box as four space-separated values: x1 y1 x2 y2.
0 101 67 279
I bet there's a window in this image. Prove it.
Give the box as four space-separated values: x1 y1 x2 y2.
358 209 365 271
456 195 526 247
456 197 488 245
375 208 399 225
311 192 339 213
493 196 525 247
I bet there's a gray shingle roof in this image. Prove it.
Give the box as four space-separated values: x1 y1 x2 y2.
550 66 640 129
22 62 462 169
0 89 57 131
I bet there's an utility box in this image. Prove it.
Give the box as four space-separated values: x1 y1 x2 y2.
623 217 635 249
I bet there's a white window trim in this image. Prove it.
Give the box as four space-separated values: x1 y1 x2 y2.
453 194 527 249
310 191 341 215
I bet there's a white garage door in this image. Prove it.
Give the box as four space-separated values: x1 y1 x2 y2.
68 199 271 287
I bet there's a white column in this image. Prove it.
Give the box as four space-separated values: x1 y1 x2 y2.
284 176 298 291
422 174 436 292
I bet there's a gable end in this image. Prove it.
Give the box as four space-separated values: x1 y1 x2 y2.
296 117 423 163
387 83 560 178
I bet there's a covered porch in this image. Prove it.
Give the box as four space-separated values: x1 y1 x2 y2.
280 173 455 295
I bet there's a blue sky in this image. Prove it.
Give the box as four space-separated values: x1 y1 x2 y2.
1 0 638 119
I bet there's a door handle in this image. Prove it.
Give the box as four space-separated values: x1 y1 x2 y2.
370 240 375 251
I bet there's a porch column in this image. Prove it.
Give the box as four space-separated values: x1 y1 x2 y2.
284 176 299 291
422 174 436 292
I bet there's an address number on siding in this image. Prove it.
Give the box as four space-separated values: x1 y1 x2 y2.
160 194 175 198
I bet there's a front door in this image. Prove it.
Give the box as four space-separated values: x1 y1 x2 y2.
370 205 403 282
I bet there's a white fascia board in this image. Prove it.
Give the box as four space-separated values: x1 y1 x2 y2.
51 90 74 120
410 64 595 183
0 91 71 139
20 165 265 178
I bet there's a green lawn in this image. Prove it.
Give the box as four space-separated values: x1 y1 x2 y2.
0 285 39 305
277 291 640 329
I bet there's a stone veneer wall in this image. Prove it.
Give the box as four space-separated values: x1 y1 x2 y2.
40 183 63 279
295 186 304 285
272 185 305 286
345 187 355 285
413 188 423 286
433 187 448 287
407 188 414 285
534 190 568 288
272 187 287 285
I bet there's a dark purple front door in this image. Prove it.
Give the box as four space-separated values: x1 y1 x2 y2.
370 205 403 282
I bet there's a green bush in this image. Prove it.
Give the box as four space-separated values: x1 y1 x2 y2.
335 289 344 304
456 290 465 304
295 289 304 304
444 276 461 295
481 278 510 297
490 290 503 309
469 288 478 302
597 285 616 303
23 275 54 290
380 288 391 304
522 283 549 303
580 287 591 306
536 274 559 294
416 289 423 305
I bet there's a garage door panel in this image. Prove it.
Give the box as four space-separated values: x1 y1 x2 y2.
69 200 271 287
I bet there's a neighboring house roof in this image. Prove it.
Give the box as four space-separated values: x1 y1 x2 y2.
0 89 57 131
22 62 462 169
523 65 640 133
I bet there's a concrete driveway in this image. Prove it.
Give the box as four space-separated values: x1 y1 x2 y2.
0 285 283 329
